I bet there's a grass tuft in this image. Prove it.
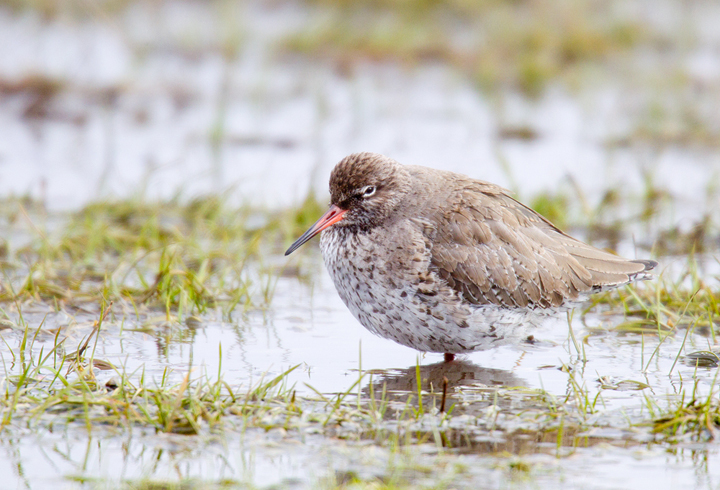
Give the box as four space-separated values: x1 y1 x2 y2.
0 196 308 315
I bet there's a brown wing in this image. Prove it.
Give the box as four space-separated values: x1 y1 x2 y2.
426 182 656 308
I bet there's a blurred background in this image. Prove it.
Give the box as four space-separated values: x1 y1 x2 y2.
0 0 719 253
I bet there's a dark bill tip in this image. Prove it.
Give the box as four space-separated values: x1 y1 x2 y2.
284 205 347 256
284 232 313 256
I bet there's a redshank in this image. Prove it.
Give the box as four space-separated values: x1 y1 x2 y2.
285 152 656 360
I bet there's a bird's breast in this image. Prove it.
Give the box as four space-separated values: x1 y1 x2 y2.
320 227 392 335
318 226 504 352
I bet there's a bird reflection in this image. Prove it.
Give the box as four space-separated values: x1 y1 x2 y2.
362 359 527 416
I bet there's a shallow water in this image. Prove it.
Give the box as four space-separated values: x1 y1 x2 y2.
4 425 720 489
2 251 720 488
1 1 720 489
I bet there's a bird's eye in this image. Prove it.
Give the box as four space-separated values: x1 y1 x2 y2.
361 185 376 198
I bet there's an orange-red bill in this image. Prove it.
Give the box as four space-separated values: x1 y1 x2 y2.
284 205 347 256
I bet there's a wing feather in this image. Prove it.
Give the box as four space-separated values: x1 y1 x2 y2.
424 181 656 308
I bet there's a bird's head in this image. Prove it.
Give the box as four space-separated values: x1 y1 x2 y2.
285 152 410 255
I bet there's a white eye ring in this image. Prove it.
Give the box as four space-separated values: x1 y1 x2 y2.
361 185 376 198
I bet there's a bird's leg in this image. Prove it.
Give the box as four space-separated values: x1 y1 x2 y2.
443 353 455 362
440 376 449 413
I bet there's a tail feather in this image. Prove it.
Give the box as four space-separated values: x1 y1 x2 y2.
628 259 658 282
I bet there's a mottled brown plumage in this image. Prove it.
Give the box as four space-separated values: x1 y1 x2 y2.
286 152 656 356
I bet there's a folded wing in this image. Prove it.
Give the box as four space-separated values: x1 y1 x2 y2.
426 182 656 308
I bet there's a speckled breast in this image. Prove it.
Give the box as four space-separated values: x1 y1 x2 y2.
319 226 541 353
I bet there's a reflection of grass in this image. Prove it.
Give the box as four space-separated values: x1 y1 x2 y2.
284 0 643 95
